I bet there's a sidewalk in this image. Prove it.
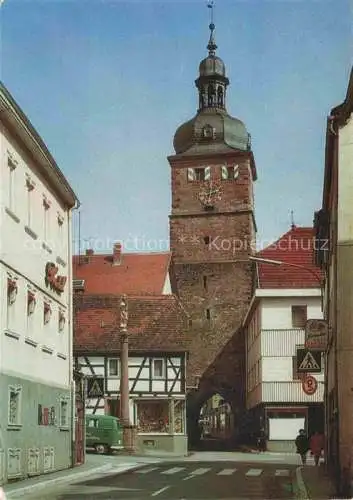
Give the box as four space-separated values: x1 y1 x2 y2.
296 464 337 499
3 453 161 499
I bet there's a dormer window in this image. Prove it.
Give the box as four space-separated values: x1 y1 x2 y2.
27 291 36 315
7 278 18 305
44 302 52 325
202 124 216 140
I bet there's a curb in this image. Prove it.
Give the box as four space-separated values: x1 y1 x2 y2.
295 466 309 499
4 464 112 499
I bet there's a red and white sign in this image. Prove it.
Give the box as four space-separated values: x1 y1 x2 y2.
302 375 318 395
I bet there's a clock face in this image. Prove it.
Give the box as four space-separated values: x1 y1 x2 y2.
198 180 222 207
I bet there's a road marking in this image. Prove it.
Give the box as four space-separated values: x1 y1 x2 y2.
275 469 290 476
190 467 211 475
246 468 263 476
217 468 237 475
151 486 170 496
135 467 159 474
182 467 211 481
161 466 185 475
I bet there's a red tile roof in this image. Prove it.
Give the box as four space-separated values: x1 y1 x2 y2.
257 226 323 289
73 251 171 295
74 294 190 354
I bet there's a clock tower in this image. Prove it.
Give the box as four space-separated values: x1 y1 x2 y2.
168 20 258 444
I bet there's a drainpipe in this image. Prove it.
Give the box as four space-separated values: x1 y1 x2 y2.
70 202 80 468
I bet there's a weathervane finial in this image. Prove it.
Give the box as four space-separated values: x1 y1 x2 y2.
290 210 296 229
207 0 217 55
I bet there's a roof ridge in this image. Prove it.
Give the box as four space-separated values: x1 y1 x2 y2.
258 226 314 255
73 251 171 258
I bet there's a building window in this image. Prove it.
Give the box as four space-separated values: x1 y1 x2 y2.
173 400 185 434
7 151 18 213
27 291 36 316
7 278 18 306
136 400 169 433
43 196 51 242
152 359 165 379
204 236 211 245
292 306 307 328
206 308 211 320
107 358 120 377
44 302 52 325
8 386 22 427
187 167 210 182
58 310 66 332
195 168 205 181
59 399 69 428
25 175 35 228
221 164 239 180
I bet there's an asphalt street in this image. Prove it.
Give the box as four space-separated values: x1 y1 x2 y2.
22 461 297 499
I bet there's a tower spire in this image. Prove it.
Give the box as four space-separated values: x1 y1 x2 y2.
207 1 217 55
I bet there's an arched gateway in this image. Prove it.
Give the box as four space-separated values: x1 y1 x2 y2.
168 20 258 448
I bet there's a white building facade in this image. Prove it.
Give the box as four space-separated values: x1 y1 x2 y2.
245 290 324 451
244 226 324 452
0 83 78 484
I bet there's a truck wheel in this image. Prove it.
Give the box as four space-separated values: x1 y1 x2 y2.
95 444 107 454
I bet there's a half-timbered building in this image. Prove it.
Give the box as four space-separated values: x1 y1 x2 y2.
74 294 190 455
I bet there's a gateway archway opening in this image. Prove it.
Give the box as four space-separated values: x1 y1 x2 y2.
188 391 237 451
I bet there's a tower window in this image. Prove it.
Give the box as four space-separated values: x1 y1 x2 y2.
221 165 239 180
195 168 205 181
206 309 211 320
203 276 208 290
203 236 212 245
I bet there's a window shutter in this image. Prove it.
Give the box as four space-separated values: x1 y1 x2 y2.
221 165 228 180
233 164 239 179
204 166 211 180
187 168 195 181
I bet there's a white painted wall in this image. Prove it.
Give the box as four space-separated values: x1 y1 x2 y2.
0 123 73 388
261 295 322 330
338 112 353 242
246 294 324 408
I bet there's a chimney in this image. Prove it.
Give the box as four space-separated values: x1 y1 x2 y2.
81 248 94 264
113 242 122 266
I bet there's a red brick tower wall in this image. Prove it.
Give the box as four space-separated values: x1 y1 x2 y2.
169 151 256 408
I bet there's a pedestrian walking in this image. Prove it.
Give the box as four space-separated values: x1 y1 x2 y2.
257 428 266 452
310 431 324 466
295 429 310 465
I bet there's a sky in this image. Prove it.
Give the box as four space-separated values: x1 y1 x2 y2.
1 0 352 254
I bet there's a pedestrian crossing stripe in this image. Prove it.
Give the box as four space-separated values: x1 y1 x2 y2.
133 467 297 477
298 351 320 370
275 469 289 476
162 467 185 475
245 469 262 476
217 468 237 475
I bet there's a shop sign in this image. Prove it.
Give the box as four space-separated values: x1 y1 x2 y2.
305 319 328 350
